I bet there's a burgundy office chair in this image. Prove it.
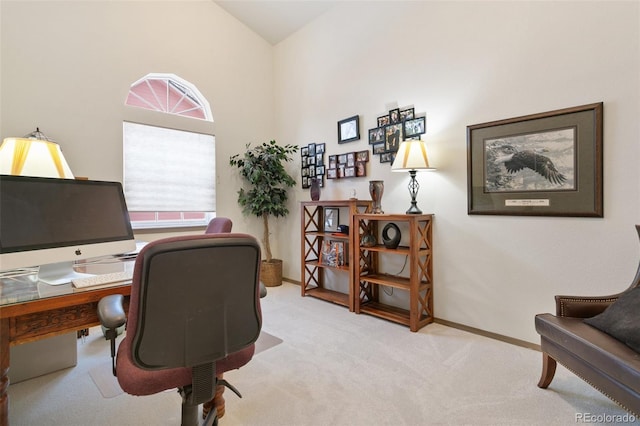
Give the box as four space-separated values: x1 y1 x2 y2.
97 233 262 426
205 217 232 234
205 217 266 299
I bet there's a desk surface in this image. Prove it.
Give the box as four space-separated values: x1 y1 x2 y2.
0 257 134 426
0 257 134 308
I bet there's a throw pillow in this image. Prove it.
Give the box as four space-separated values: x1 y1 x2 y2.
584 286 640 353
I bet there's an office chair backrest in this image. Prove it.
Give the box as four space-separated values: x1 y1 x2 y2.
127 233 262 370
205 217 233 234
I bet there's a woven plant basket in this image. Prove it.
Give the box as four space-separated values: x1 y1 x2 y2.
261 259 283 287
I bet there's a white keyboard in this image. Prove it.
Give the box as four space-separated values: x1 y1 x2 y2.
71 270 133 289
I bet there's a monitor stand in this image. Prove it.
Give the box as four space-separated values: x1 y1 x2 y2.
38 262 93 286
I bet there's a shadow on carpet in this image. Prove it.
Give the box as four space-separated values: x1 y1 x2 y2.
88 331 282 398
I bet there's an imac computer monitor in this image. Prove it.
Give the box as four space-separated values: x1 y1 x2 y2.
0 175 136 285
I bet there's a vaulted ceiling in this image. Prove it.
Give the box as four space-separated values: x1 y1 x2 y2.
213 1 337 45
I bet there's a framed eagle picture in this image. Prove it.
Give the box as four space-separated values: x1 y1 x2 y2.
467 102 603 217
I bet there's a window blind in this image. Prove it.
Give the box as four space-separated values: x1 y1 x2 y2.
123 122 215 212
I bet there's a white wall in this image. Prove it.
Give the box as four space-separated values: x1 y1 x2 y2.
274 1 640 343
0 0 275 243
2 1 639 344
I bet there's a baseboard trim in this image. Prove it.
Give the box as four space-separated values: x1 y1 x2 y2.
434 318 541 351
283 278 541 351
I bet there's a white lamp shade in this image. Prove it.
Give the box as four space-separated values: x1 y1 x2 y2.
391 139 435 171
0 138 74 178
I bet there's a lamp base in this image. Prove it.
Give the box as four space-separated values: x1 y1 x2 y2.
406 170 422 214
406 202 422 214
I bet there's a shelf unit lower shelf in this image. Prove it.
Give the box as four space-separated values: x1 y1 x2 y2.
358 301 431 329
303 286 350 308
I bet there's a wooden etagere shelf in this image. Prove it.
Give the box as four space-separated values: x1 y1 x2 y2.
300 200 372 311
353 213 434 332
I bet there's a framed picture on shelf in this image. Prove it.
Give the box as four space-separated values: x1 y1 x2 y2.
338 115 360 143
467 102 603 217
324 207 339 232
320 240 345 267
404 116 426 138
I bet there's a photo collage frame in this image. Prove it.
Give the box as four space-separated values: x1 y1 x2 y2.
326 150 369 179
300 142 326 189
368 106 426 164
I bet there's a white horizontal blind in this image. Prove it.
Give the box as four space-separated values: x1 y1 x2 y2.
123 122 215 212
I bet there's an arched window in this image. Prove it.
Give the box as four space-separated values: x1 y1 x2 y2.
126 73 212 121
123 74 215 229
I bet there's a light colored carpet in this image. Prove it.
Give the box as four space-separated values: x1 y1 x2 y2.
8 282 634 425
88 331 283 398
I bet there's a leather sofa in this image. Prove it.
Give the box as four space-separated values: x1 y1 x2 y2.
535 227 640 416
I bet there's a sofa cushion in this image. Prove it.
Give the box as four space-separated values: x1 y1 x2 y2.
584 286 640 353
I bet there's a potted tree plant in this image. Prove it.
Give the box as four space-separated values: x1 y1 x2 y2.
230 140 298 286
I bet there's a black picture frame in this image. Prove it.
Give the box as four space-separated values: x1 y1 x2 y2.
372 142 385 155
404 116 426 138
400 107 415 122
338 115 360 143
380 152 395 163
389 108 401 124
384 123 403 152
368 127 385 144
467 102 603 217
377 114 390 127
324 208 339 232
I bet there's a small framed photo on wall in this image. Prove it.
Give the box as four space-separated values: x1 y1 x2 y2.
338 115 360 143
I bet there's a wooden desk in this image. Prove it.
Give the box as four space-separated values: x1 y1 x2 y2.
0 263 132 426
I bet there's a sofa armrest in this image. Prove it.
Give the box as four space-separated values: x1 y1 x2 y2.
554 293 622 318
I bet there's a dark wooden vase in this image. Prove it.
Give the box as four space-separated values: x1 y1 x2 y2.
310 178 321 201
369 180 384 214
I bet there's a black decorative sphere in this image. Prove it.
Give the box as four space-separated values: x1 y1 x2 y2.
382 223 401 249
